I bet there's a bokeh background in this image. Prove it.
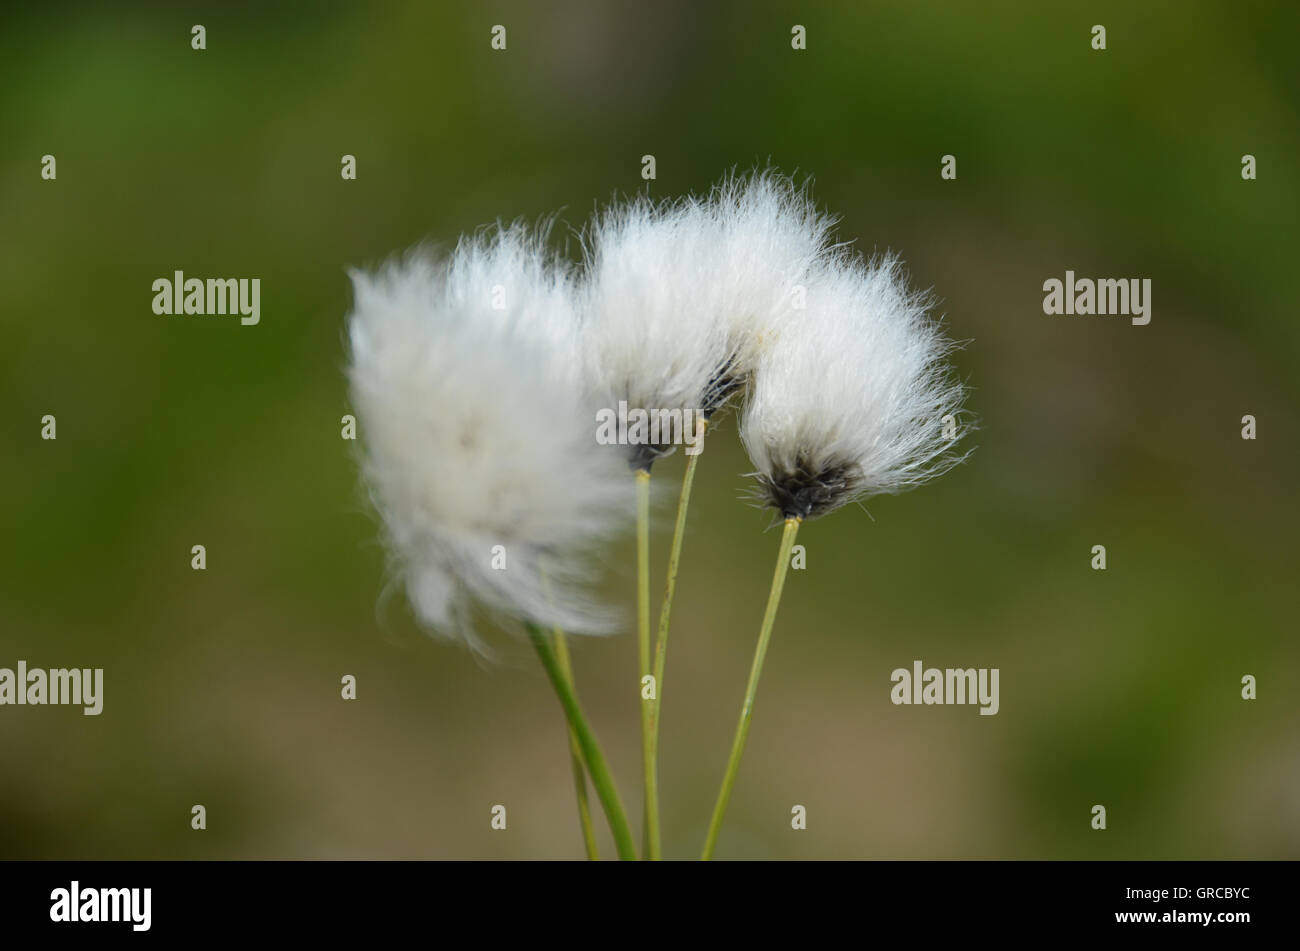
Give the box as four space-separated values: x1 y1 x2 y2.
2 0 1297 859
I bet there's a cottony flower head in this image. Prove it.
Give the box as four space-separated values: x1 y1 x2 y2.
740 252 969 520
578 193 731 469
346 224 629 650
578 170 836 469
696 169 839 408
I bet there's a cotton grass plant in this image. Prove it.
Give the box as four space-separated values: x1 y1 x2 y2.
346 225 637 858
578 172 839 857
345 170 970 860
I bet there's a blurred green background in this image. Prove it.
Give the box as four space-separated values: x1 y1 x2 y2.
2 0 1297 859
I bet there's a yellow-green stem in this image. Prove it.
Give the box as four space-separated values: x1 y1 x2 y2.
527 623 638 860
635 468 658 860
701 516 801 860
551 627 599 860
647 419 707 859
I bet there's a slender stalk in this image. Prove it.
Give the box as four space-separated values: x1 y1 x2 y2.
551 627 599 860
701 516 801 860
646 418 707 859
635 468 658 860
527 623 638 860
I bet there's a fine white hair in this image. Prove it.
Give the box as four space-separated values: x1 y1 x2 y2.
698 169 840 394
740 252 969 519
578 170 839 467
346 224 630 650
578 193 731 467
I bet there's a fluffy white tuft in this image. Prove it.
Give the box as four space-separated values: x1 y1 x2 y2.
578 193 731 457
578 171 836 468
740 252 969 520
346 224 630 649
698 170 840 388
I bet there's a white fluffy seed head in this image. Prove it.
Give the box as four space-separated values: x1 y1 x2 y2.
578 193 731 467
700 169 840 385
740 252 969 520
346 224 630 651
578 171 837 468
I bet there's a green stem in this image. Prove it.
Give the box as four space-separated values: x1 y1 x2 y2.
635 468 658 860
701 516 801 860
551 627 599 860
527 623 638 860
647 419 707 860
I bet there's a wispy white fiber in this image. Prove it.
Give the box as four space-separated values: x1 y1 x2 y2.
697 170 840 392
740 252 969 519
578 170 837 467
578 193 731 465
346 224 630 649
